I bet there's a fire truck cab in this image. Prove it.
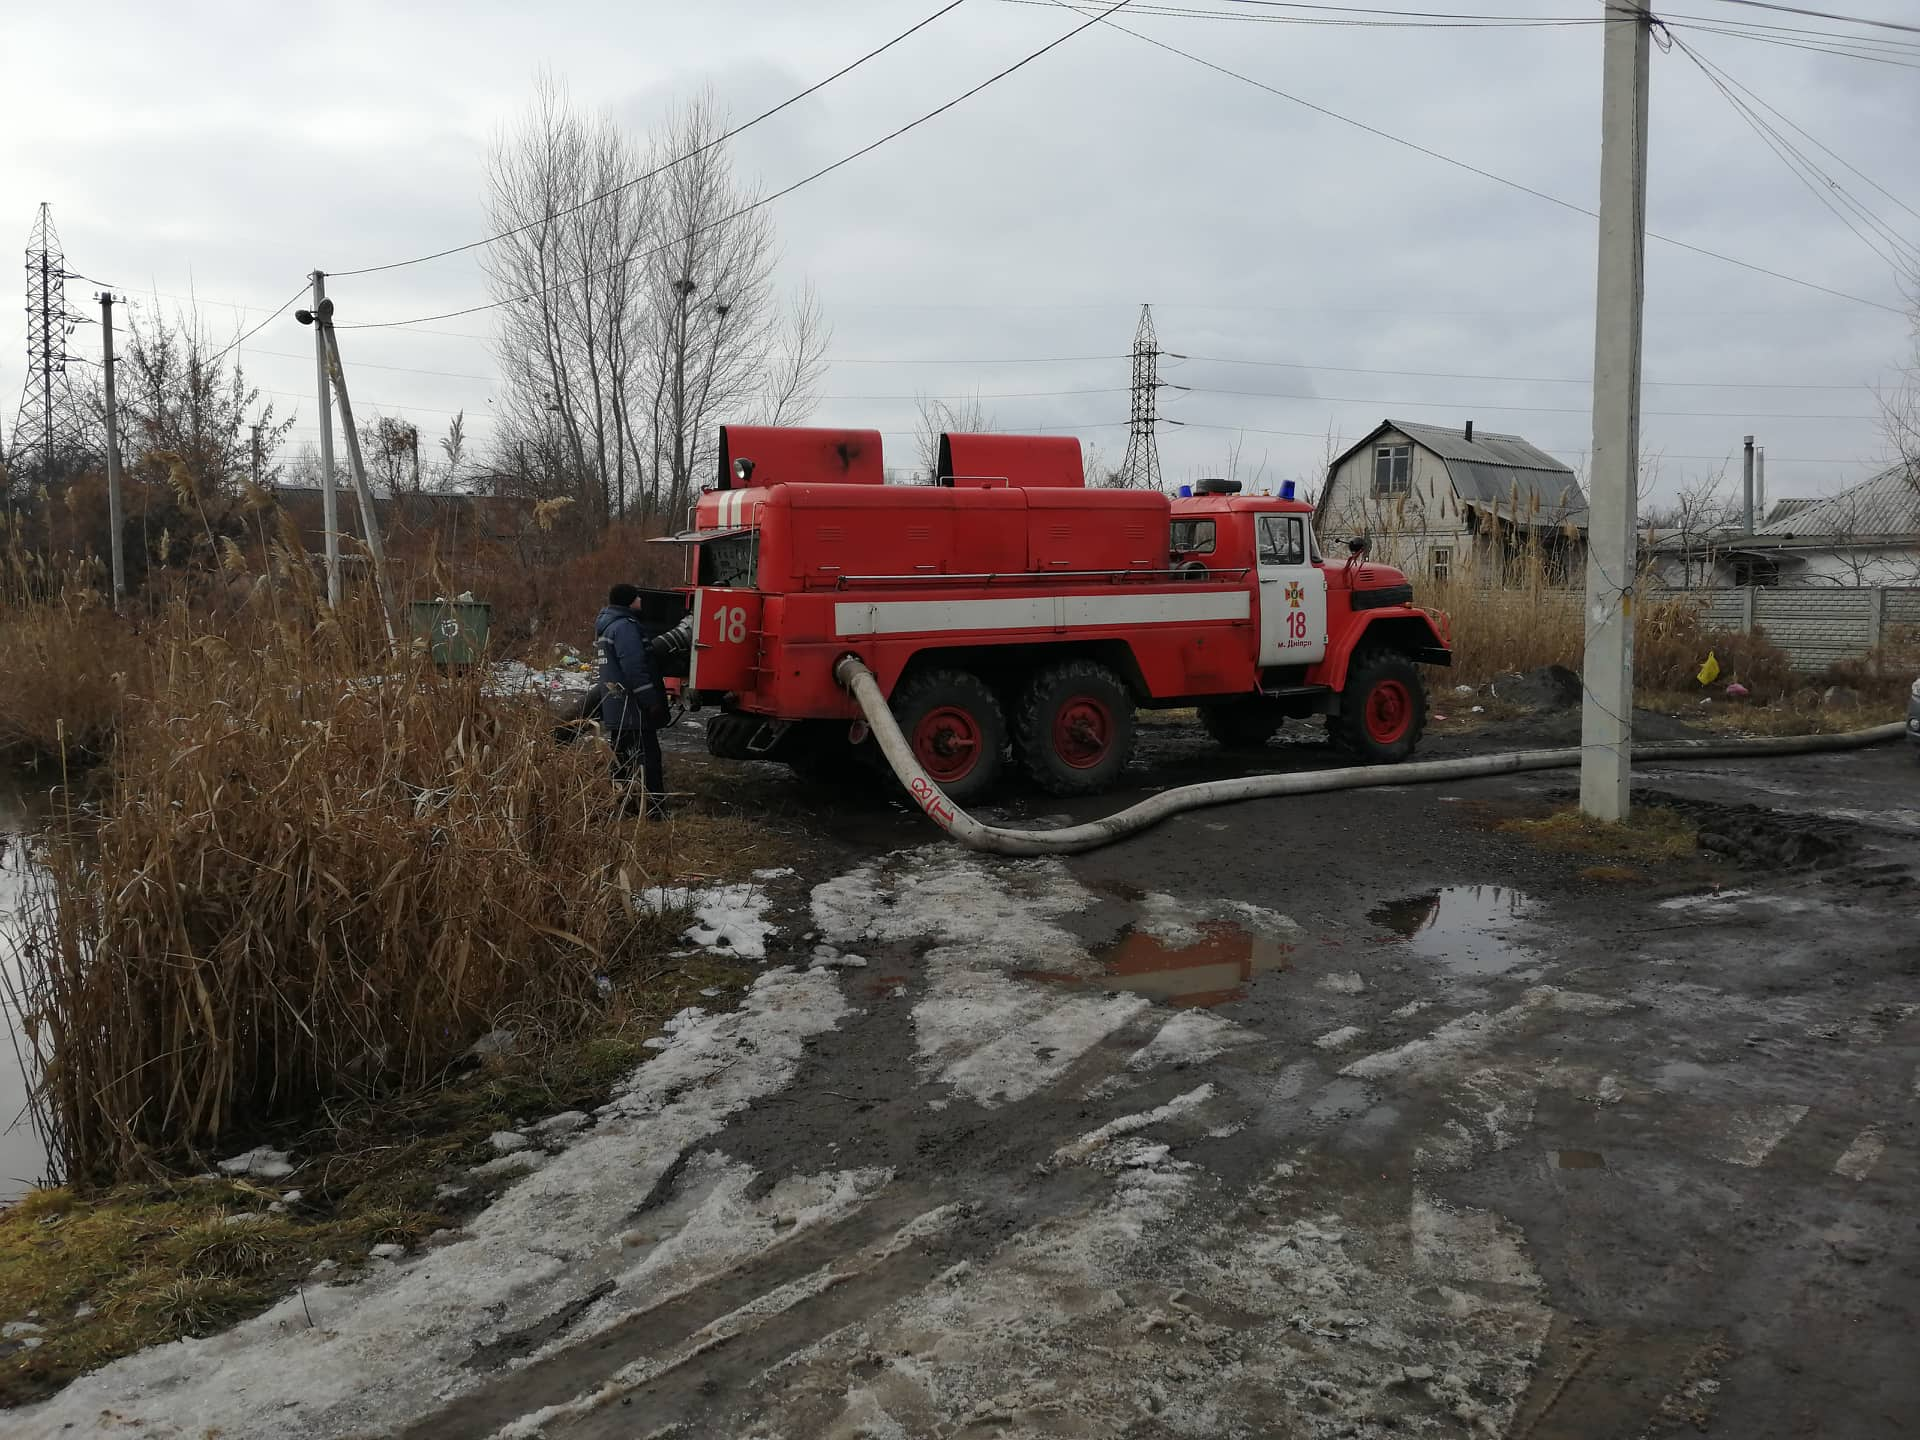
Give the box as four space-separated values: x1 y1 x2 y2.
669 425 1450 800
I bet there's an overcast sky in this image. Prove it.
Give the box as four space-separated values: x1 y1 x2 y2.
4 0 1916 505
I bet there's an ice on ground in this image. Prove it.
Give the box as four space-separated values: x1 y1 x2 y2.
216 1147 294 1180
1342 987 1623 1081
642 883 779 961
1053 1084 1216 1166
485 660 596 700
1320 970 1367 995
487 1131 529 1155
14 966 849 1440
1134 891 1300 947
815 852 1155 1106
1315 1025 1365 1051
1126 1009 1254 1071
683 885 778 960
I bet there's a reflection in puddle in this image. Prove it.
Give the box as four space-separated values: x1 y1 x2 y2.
1368 885 1538 977
1090 920 1293 1008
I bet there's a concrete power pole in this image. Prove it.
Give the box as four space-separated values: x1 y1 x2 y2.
1578 0 1653 823
98 292 126 609
310 271 342 607
316 313 400 647
1756 445 1765 524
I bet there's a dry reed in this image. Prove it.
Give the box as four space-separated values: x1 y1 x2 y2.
5 600 684 1186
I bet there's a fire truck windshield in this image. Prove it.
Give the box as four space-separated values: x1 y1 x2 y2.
698 531 758 588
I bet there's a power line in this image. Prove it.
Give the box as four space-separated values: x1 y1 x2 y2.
246 347 501 381
1000 0 1602 27
1170 383 1879 419
330 0 974 278
204 283 311 369
1666 20 1920 67
1691 0 1920 38
1038 0 1907 314
1170 351 1880 390
1672 34 1919 280
342 0 1138 329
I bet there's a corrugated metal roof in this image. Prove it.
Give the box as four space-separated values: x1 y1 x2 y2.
1752 461 1919 539
1385 419 1588 523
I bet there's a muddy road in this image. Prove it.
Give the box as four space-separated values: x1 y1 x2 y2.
20 721 1919 1440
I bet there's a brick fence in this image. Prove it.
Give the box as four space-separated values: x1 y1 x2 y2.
1659 586 1920 671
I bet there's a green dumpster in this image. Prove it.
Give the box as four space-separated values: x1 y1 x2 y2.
410 599 492 667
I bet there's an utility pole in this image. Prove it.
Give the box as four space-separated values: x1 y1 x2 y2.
314 309 399 646
98 293 126 608
1756 445 1765 524
310 271 341 607
1578 0 1652 824
250 423 263 489
1742 434 1755 535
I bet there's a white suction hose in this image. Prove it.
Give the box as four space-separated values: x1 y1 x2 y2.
834 655 1907 858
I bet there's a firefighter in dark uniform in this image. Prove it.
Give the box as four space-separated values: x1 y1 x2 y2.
593 584 669 818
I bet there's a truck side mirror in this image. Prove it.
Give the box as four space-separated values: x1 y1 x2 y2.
1347 535 1371 556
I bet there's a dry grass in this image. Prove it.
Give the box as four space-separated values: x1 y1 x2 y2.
0 595 763 1187
0 597 148 763
1500 804 1699 864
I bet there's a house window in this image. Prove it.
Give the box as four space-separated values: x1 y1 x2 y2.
1373 444 1411 495
1430 546 1452 582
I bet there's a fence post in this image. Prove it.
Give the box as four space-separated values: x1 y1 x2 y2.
1739 585 1755 634
1868 585 1885 652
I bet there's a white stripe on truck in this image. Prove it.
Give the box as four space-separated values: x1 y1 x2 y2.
834 589 1249 638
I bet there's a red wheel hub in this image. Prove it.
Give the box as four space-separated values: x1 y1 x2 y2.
1052 695 1113 769
1363 679 1412 745
912 705 981 783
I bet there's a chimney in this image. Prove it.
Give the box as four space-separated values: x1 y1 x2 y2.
1464 420 1474 443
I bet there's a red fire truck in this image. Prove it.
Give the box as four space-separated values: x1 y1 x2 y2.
664 425 1451 800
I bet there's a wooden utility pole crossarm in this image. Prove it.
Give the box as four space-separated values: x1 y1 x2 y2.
1579 0 1653 822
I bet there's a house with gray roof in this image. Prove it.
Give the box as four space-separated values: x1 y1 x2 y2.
1646 460 1920 588
1316 419 1588 583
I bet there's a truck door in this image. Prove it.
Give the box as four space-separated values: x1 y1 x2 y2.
688 587 764 693
1255 514 1327 667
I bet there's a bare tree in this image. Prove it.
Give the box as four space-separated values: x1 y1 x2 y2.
1642 464 1737 589
641 92 781 521
754 283 832 428
484 73 652 522
484 82 817 526
913 392 994 481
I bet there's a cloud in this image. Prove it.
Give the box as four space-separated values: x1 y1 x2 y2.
3 0 1913 501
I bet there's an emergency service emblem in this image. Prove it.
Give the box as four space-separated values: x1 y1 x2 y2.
1285 581 1304 608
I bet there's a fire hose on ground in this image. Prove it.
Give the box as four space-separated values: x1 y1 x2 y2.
833 655 1908 858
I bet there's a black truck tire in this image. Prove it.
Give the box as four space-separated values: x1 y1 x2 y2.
1015 660 1137 796
890 668 1006 802
1332 649 1427 763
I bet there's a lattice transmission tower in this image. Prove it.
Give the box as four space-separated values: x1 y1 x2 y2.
7 203 89 488
1117 303 1163 491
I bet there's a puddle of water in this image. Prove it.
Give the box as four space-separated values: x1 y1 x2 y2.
0 774 55 1203
1367 885 1538 977
1030 919 1293 1008
1094 920 1294 1007
1557 1149 1606 1170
